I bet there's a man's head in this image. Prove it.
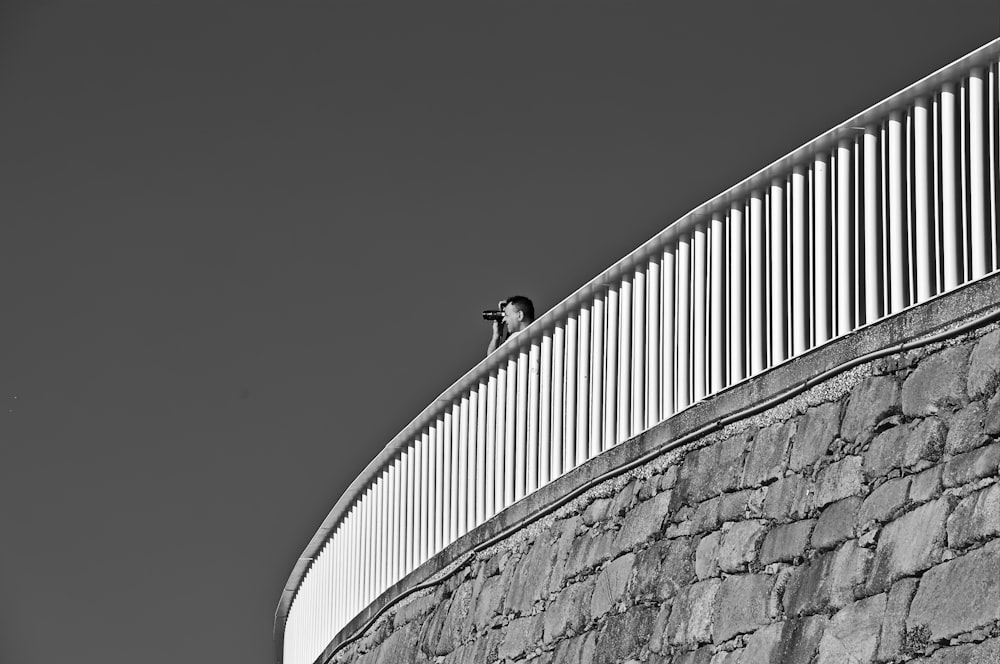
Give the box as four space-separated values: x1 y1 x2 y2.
502 295 535 333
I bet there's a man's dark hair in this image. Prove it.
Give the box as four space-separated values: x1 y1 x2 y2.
505 295 535 321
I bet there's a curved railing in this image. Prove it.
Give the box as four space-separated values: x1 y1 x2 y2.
277 38 1000 664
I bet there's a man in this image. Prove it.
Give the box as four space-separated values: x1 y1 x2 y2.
487 295 535 355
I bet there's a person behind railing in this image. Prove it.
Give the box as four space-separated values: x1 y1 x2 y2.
486 295 535 355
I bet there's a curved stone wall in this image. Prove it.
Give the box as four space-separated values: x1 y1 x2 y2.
323 276 1000 664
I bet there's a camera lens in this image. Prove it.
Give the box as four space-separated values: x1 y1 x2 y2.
482 310 504 321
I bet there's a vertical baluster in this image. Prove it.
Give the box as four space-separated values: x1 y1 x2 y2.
646 254 661 426
485 372 497 519
564 314 578 469
515 349 529 502
676 232 692 406
814 155 832 344
402 444 413 576
439 414 450 549
450 403 461 543
494 365 507 513
791 166 809 354
434 418 444 554
941 82 961 290
589 294 605 456
526 341 541 494
603 285 619 449
539 332 553 487
862 126 883 323
458 396 470 536
575 304 591 463
770 180 789 362
692 221 708 400
887 110 908 313
551 323 565 477
710 213 726 392
631 265 646 432
474 383 486 527
749 193 766 373
617 274 633 441
505 356 517 507
836 140 855 333
418 431 429 564
729 203 746 382
991 63 999 271
662 244 675 417
970 68 989 277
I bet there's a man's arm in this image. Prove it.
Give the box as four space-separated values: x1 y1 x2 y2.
487 319 504 355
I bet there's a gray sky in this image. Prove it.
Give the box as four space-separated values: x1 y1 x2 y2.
1 3 996 663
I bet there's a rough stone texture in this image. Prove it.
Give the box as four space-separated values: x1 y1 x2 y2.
814 455 863 509
816 593 887 664
791 402 840 471
719 488 766 523
614 489 673 553
543 578 593 643
759 519 814 565
867 497 950 593
741 422 794 488
942 442 1000 489
908 466 943 504
583 498 613 526
811 497 861 550
713 574 772 642
504 530 558 614
632 537 694 601
590 553 635 618
763 474 810 523
593 605 657 664
497 614 542 661
947 482 1000 550
903 417 947 468
679 435 746 504
877 577 918 662
902 345 971 416
718 520 767 573
907 539 1000 641
842 376 901 443
967 328 1000 399
946 402 988 456
987 391 1000 436
916 638 1000 664
695 531 721 580
784 539 872 617
857 476 911 528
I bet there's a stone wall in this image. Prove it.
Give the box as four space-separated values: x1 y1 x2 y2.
329 323 1000 664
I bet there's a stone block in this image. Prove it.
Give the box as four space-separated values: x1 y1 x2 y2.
372 623 421 664
564 528 617 580
816 593 887 664
919 638 1000 664
907 539 1000 641
842 376 901 443
719 488 767 522
739 623 782 663
550 631 597 664
497 614 543 661
967 328 1000 399
987 391 1000 436
866 497 950 593
777 615 828 663
631 536 694 601
763 474 810 523
876 577 918 662
946 402 988 456
611 478 639 516
791 402 840 471
548 516 582 591
678 435 747 504
718 520 767 572
614 488 672 555
903 417 947 467
649 601 673 654
784 540 872 617
759 519 815 565
590 553 635 618
691 496 722 534
671 646 714 664
942 442 1000 489
903 345 971 417
857 477 911 528
593 605 658 664
742 422 794 488
504 531 558 615
864 424 908 481
946 482 1000 549
687 578 722 644
583 498 613 525
436 579 474 651
714 574 773 642
908 466 943 504
470 575 506 631
695 531 721 580
543 577 594 644
812 497 861 550
814 455 863 509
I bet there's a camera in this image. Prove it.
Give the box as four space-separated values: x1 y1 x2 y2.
482 310 504 321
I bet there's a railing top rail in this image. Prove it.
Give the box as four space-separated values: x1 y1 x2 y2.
276 35 1000 628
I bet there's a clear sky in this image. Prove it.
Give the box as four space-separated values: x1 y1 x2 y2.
1 2 997 663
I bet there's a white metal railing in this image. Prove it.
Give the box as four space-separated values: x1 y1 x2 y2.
278 38 1000 664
